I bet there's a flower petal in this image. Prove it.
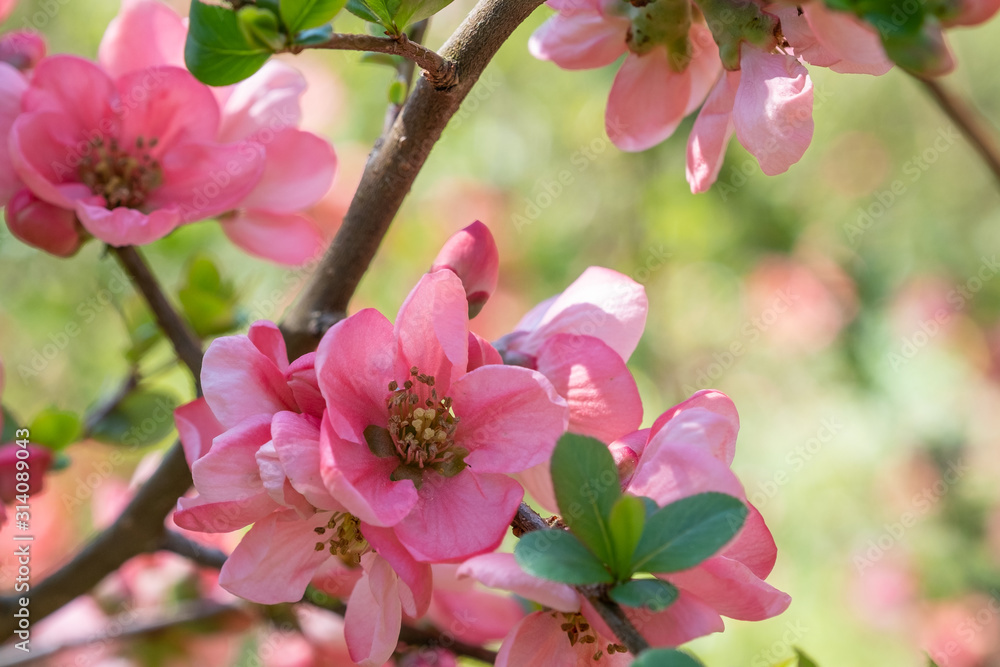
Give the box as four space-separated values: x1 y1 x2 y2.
345 554 403 667
0 63 27 205
649 390 739 465
217 60 306 143
75 201 183 246
22 56 118 134
174 397 223 467
667 556 791 620
528 11 628 70
395 271 470 390
620 590 724 646
458 553 579 612
606 48 692 152
220 209 324 265
495 612 577 667
272 410 341 511
627 436 746 506
174 492 279 533
362 524 433 617
236 128 336 212
98 0 187 77
190 413 272 502
686 70 739 194
202 333 297 429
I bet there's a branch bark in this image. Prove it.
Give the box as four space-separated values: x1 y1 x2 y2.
291 30 457 89
280 0 547 357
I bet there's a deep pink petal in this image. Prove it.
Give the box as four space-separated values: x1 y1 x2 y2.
395 271 469 390
733 48 813 176
190 414 272 501
394 471 523 562
287 352 325 419
272 411 341 511
319 412 419 527
237 128 336 212
362 524 433 617
606 48 691 152
495 612 577 667
75 201 182 246
345 554 403 667
316 308 396 430
5 188 83 256
535 334 642 443
98 0 187 77
520 267 647 361
220 509 332 603
174 397 224 467
9 111 98 208
686 70 739 193
220 209 324 265
467 332 503 371
22 56 117 133
451 364 567 473
0 63 27 205
528 11 628 70
217 61 306 143
722 503 778 578
458 553 579 612
431 220 500 316
202 334 296 429
667 556 791 620
247 320 289 372
649 390 739 465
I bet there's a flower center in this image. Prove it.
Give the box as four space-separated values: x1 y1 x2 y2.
363 366 468 488
78 136 163 209
554 612 628 661
313 512 370 566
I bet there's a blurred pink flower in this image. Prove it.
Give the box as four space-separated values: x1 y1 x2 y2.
0 0 15 23
431 220 500 318
0 30 45 71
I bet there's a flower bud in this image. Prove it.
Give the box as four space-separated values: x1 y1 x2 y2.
0 442 52 503
6 189 85 257
0 31 46 71
430 220 499 318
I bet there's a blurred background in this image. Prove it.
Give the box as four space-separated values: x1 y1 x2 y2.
3 0 1000 664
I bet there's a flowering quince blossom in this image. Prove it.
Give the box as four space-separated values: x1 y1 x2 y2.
96 0 338 265
315 270 569 563
460 390 790 663
430 220 500 318
173 322 431 666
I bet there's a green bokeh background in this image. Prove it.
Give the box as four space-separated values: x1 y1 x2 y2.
3 0 1000 664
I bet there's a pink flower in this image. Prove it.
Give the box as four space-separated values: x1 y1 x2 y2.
5 188 83 256
769 3 892 75
0 30 46 71
98 0 337 265
0 61 25 206
424 564 526 646
8 55 265 247
430 220 500 318
0 0 15 23
530 0 722 151
687 46 814 192
315 270 569 563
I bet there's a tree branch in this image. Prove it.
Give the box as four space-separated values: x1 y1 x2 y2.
384 20 430 134
159 530 229 570
280 0 547 357
111 246 203 385
290 30 457 89
918 76 1000 188
509 503 652 657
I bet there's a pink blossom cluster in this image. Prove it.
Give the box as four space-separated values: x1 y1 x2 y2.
530 0 999 192
0 0 335 264
177 221 790 665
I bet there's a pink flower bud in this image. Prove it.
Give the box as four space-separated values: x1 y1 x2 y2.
6 189 85 257
430 220 499 318
0 31 46 71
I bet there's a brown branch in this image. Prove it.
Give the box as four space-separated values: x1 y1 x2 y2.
288 31 457 89
384 20 430 134
510 503 652 657
280 0 547 357
918 76 1000 188
111 246 203 385
159 530 229 570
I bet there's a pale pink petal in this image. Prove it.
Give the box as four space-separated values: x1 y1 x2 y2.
521 267 647 360
768 4 841 67
495 612 578 667
174 492 279 533
395 271 470 390
174 397 224 467
22 56 117 133
606 48 691 152
733 48 813 176
315 308 396 432
804 4 892 75
256 440 314 516
534 334 642 443
236 128 336 212
528 11 628 70
430 589 526 644
320 412 419 527
98 0 187 77
220 209 324 265
686 70 739 193
648 390 739 465
467 332 503 371
516 462 558 513
345 554 403 667
75 201 182 246
202 334 296 429
362 524 433 617
217 61 306 143
667 556 791 620
220 509 332 603
458 553 579 612
147 141 266 221
272 411 341 511
683 24 725 115
619 590 724 646
394 471 524 562
190 414 272 501
451 364 567 473
0 63 27 205
627 439 746 506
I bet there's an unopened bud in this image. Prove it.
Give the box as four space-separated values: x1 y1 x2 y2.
430 220 499 319
6 189 86 257
0 31 46 71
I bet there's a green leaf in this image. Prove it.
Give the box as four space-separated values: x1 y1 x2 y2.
360 52 403 67
632 648 704 667
178 255 240 337
926 655 940 667
550 433 621 566
280 0 347 32
294 24 335 46
608 578 678 611
388 80 406 105
393 0 455 29
345 0 401 31
237 5 286 51
89 390 179 447
608 495 645 578
28 408 82 451
186 0 272 86
2 406 21 443
795 649 819 667
514 529 614 585
631 492 747 574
